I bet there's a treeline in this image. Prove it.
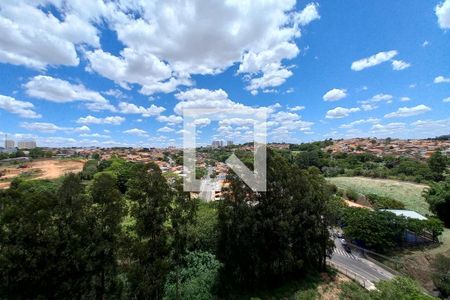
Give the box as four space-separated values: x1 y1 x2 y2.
288 142 449 183
0 151 336 299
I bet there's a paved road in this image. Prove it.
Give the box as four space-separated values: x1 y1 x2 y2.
329 237 394 285
199 166 217 201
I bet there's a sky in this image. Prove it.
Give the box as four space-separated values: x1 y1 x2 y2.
0 0 449 148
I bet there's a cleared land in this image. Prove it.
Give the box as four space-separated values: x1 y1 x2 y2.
0 159 85 189
327 176 430 215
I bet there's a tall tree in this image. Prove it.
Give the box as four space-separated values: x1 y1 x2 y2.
428 150 447 181
89 172 125 299
424 179 450 227
126 163 173 299
217 150 334 292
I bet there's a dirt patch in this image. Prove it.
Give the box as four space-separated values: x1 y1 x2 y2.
0 159 86 189
317 274 351 300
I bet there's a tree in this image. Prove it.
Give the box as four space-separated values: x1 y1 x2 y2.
88 172 125 299
126 163 173 299
163 251 221 300
373 276 434 300
424 179 450 227
431 254 450 298
217 150 334 292
428 150 447 181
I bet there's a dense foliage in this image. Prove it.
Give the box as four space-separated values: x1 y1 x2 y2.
217 151 335 293
342 208 443 251
424 178 450 227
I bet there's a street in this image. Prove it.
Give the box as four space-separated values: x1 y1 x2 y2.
329 236 394 287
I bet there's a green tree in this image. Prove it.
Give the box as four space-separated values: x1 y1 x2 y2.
428 150 447 181
163 251 221 300
126 163 173 299
217 151 334 292
431 254 450 298
424 179 450 227
88 172 125 299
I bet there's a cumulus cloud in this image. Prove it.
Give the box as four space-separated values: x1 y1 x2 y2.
323 88 347 101
290 105 305 111
351 50 398 71
157 126 175 133
20 122 66 133
0 1 99 69
118 102 165 117
436 0 450 29
124 128 148 137
157 115 183 124
340 118 380 129
400 97 411 102
77 115 125 125
391 60 411 71
25 75 115 111
326 107 360 119
434 75 450 83
370 122 406 134
0 95 41 118
443 97 450 102
384 104 431 118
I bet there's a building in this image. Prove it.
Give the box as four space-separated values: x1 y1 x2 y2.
5 140 14 149
17 141 37 149
212 140 223 148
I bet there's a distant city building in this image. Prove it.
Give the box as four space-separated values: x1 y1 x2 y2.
227 140 234 146
5 140 14 149
17 141 37 149
212 140 223 148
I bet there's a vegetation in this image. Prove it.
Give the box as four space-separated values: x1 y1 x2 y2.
340 276 435 300
342 208 443 252
217 152 335 293
327 176 430 215
366 193 405 209
424 178 450 227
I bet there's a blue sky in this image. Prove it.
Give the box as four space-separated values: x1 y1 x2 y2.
0 0 449 147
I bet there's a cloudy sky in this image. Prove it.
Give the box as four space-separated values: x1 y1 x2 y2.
0 0 449 147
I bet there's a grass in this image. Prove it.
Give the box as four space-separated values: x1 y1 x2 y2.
327 176 431 215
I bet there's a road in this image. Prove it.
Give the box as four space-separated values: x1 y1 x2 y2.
329 236 394 288
199 166 218 201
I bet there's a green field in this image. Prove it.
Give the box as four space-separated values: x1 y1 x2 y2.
327 176 431 215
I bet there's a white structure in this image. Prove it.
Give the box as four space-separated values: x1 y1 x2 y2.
5 140 14 149
380 209 427 220
212 140 223 148
17 141 37 149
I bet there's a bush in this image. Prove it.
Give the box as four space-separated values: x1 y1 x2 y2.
366 194 405 209
346 189 360 201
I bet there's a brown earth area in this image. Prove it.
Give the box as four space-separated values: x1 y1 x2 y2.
0 159 85 189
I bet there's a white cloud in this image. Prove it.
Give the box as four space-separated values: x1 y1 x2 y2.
0 95 41 118
0 1 99 69
323 88 347 101
361 93 393 104
194 118 211 128
325 107 360 119
434 76 450 83
371 122 406 134
79 133 110 138
118 102 165 117
25 75 115 111
21 122 66 133
384 104 431 118
391 60 411 71
157 126 175 133
351 50 398 71
340 118 380 129
74 125 90 133
290 105 305 111
77 115 125 125
436 0 450 29
124 128 148 137
294 2 321 25
422 40 429 47
157 115 183 124
400 97 411 102
444 97 450 103
361 104 377 111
